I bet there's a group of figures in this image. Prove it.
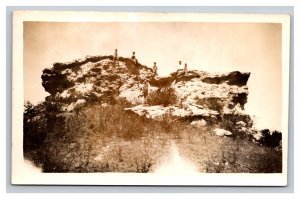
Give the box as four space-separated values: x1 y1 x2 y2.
113 49 138 67
113 49 188 75
152 61 188 75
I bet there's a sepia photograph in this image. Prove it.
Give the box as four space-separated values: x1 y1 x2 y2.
12 11 290 185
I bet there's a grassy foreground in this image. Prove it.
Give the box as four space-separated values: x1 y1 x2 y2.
24 103 282 173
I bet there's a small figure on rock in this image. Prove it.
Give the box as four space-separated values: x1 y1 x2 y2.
131 51 138 65
113 49 119 67
183 63 188 75
152 62 158 75
114 49 118 58
131 51 136 59
179 61 182 66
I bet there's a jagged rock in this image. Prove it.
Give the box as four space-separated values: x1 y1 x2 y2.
214 128 233 136
42 55 155 110
190 120 207 127
170 71 249 112
63 99 86 112
41 54 253 129
125 105 168 119
125 104 219 120
201 71 250 87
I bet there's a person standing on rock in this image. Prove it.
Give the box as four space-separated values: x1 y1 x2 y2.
183 63 188 75
131 51 135 59
131 51 138 65
113 49 119 67
152 62 158 75
179 61 182 67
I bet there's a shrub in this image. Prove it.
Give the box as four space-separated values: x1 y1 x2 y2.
24 99 187 172
145 87 177 107
259 129 282 148
219 114 253 140
23 101 47 151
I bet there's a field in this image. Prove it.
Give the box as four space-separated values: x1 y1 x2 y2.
24 102 282 173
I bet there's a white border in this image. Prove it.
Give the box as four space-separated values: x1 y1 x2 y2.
11 11 290 186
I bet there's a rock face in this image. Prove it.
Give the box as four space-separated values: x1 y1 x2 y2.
41 54 252 129
42 55 154 106
127 69 250 123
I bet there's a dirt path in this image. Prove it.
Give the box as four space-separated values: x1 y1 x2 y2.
153 141 199 174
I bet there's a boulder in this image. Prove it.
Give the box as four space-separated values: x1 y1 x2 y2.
214 128 232 136
190 120 207 127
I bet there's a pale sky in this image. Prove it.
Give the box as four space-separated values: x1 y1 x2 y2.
24 22 282 131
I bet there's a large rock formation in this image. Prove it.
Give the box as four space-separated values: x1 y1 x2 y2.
126 69 251 128
42 55 154 110
41 54 252 129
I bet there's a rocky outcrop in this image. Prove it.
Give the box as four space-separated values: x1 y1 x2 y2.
41 54 252 130
125 104 219 121
170 70 250 111
201 71 250 86
42 55 155 106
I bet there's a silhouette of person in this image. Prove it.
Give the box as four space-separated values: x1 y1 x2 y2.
131 51 138 64
113 49 119 67
183 63 188 74
153 62 158 75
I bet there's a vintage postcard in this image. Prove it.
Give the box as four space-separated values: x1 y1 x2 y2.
12 11 290 185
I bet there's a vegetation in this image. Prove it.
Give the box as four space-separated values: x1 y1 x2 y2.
145 88 177 107
24 99 282 173
219 114 254 140
24 101 180 172
259 129 282 148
